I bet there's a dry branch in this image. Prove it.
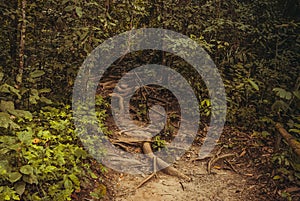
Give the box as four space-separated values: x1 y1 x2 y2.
275 123 300 157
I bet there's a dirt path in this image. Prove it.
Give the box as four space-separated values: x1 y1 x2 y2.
96 77 276 201
106 143 260 201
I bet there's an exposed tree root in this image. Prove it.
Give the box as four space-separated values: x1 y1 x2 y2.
142 142 191 181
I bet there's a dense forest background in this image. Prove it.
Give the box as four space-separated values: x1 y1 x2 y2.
0 0 299 200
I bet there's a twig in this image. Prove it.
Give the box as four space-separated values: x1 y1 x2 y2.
224 159 239 174
179 181 185 191
207 148 236 174
136 172 156 189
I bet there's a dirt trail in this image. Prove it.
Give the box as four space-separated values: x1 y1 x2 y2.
108 144 258 201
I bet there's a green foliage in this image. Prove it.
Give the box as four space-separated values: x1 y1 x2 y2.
272 151 300 185
1 0 299 198
152 136 166 150
0 101 108 200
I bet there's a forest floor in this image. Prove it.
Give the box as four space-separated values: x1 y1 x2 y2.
79 73 286 201
99 125 280 201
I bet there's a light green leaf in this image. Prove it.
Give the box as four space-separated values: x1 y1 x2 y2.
273 175 281 180
29 70 45 79
44 165 57 173
38 88 51 93
16 74 22 84
89 170 98 179
17 129 33 144
20 165 33 175
8 172 22 183
68 174 80 186
0 148 10 154
273 88 292 100
40 96 52 104
0 72 3 82
75 7 83 18
289 129 300 134
247 79 259 91
64 178 73 190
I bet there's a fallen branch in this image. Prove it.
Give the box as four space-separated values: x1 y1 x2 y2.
207 153 236 174
111 137 152 144
136 172 156 189
275 123 300 157
207 147 236 174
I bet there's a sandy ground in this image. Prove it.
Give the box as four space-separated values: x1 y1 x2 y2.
110 145 258 201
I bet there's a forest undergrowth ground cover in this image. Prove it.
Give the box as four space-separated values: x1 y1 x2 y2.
80 120 287 201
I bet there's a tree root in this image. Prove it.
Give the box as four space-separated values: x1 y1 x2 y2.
142 142 191 181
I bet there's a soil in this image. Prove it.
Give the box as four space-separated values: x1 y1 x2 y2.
98 125 282 201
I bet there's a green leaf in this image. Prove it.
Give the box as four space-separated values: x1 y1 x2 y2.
75 7 83 18
0 100 15 112
8 172 22 183
38 88 51 93
22 174 38 184
17 129 33 144
293 90 300 99
8 109 32 121
89 170 98 179
74 147 87 159
44 165 57 173
16 74 22 84
0 148 10 154
247 79 259 91
64 5 74 12
40 96 52 104
0 72 3 82
29 90 40 104
20 165 33 175
64 178 73 190
273 88 292 100
289 129 300 134
68 174 80 186
261 131 270 138
0 160 10 175
14 182 26 196
0 112 11 128
29 70 45 79
0 112 20 129
273 175 281 180
12 193 20 200
0 84 21 99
